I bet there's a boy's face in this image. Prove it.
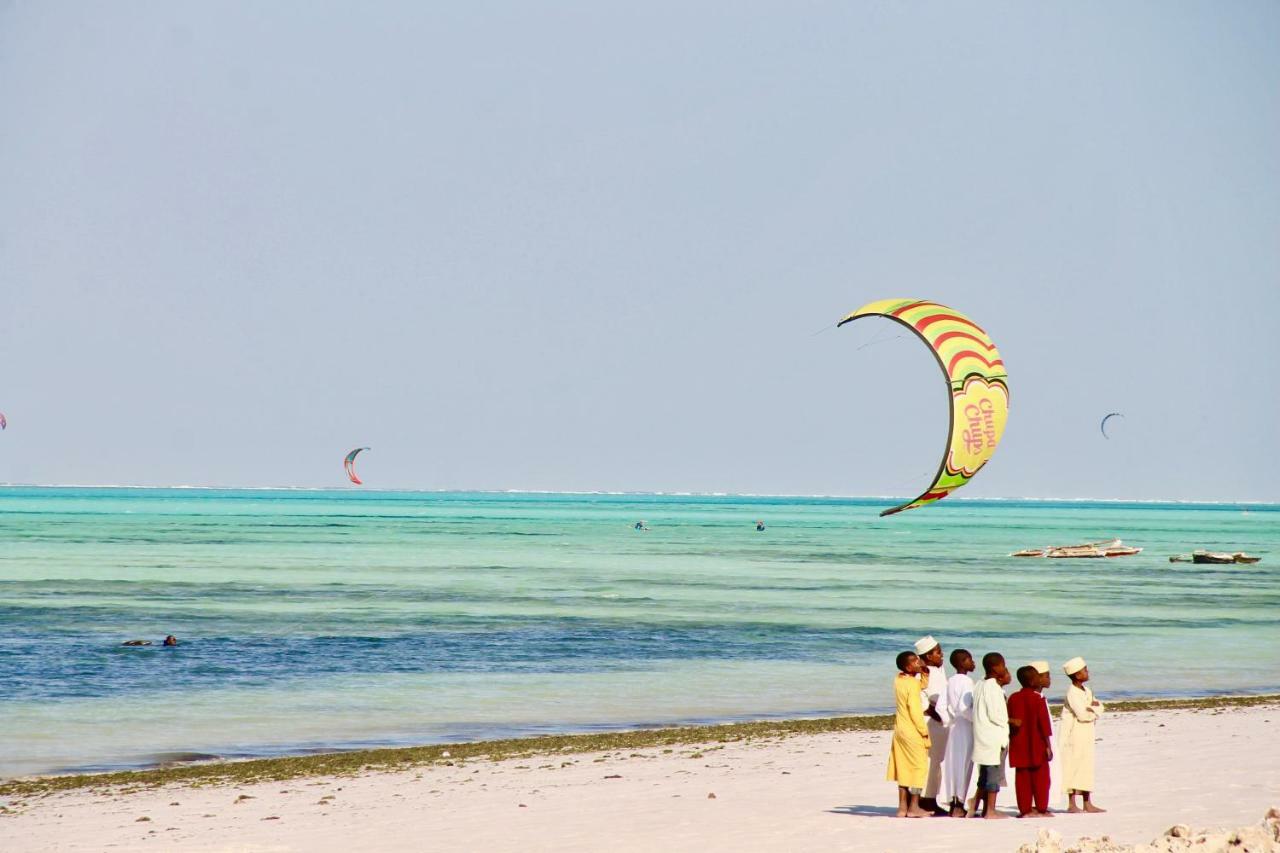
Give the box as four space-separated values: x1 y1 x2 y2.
1038 670 1051 689
994 661 1012 686
904 654 923 675
956 653 975 674
923 646 944 668
1074 666 1090 684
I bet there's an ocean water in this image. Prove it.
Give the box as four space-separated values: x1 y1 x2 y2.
1 487 1276 778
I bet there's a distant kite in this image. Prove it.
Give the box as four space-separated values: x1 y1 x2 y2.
0 411 6 430
837 298 1009 517
344 447 369 485
1100 412 1123 439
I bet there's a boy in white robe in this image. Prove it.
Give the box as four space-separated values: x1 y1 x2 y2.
971 651 1012 819
940 648 976 817
914 635 950 814
1059 656 1106 813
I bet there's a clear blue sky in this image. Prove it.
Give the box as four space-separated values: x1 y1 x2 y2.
2 2 1277 500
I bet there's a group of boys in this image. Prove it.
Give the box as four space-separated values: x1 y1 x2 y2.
885 635 1106 819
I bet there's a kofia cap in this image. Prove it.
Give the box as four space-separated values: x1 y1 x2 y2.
914 636 939 656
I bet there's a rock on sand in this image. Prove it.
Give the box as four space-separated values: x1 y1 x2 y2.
1017 807 1280 853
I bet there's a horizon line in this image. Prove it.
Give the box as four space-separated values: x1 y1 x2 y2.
0 482 1275 507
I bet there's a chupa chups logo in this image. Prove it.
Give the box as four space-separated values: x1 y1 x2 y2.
963 398 998 454
947 375 1008 477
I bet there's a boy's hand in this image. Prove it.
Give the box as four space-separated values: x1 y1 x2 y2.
1046 745 1053 761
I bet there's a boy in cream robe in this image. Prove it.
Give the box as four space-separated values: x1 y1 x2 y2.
1059 656 1106 813
970 652 1012 819
940 648 976 817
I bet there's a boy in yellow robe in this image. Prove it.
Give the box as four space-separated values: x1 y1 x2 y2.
1059 656 1106 813
886 650 931 818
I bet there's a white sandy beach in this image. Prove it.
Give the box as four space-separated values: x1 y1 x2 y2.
2 702 1277 852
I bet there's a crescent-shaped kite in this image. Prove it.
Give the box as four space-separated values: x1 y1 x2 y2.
837 298 1009 517
1100 412 1123 439
344 447 369 485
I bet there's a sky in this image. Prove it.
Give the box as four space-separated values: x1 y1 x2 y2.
1 1 1277 500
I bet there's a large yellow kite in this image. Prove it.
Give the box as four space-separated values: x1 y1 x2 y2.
838 298 1009 516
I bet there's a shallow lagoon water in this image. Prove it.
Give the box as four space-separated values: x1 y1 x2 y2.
1 487 1276 777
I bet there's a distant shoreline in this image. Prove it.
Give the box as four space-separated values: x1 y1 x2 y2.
1 484 1276 507
3 693 1275 798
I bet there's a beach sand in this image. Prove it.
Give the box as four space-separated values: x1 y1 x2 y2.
1 702 1276 852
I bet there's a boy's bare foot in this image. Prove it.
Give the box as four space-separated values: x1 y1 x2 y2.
1067 805 1083 813
1017 812 1032 818
984 811 1010 820
896 809 908 818
1036 810 1055 817
950 805 967 818
907 807 932 818
1084 803 1106 813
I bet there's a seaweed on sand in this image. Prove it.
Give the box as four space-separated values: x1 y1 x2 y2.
1 693 1274 798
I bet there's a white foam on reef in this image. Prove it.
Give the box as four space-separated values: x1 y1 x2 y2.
1 483 1275 507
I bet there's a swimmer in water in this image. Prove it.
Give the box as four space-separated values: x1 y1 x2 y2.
634 521 649 531
163 635 179 646
756 520 766 532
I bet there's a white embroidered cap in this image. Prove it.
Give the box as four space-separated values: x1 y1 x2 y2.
913 635 939 656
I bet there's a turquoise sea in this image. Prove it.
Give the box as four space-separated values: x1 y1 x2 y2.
1 487 1276 779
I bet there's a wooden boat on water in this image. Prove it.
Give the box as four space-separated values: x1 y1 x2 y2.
1045 544 1107 558
1011 538 1140 559
1188 550 1262 565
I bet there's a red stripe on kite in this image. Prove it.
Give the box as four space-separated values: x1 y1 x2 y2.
947 350 1005 376
932 330 999 353
913 312 989 337
890 300 940 317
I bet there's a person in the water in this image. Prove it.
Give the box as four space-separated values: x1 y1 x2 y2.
756 520 766 532
122 635 179 647
634 521 649 531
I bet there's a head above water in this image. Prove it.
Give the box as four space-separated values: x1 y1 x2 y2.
896 650 921 674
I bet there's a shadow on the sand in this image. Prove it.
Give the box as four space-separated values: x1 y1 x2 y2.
827 805 903 818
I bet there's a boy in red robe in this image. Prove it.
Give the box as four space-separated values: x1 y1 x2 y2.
1007 665 1053 817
